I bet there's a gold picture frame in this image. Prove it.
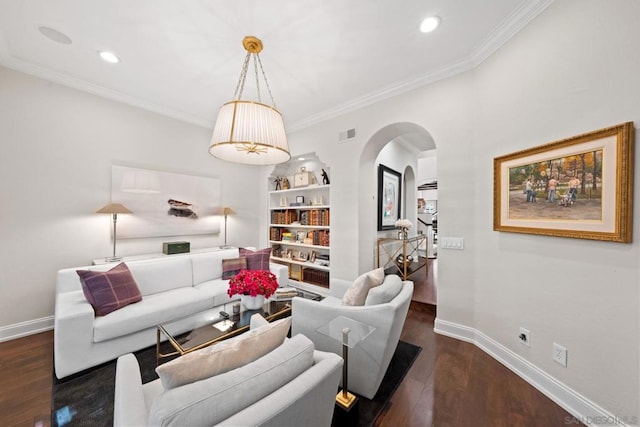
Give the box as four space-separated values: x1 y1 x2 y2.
493 122 634 242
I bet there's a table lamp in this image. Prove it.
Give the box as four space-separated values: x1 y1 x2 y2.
96 203 132 262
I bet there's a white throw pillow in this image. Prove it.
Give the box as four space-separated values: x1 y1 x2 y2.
156 316 291 389
149 334 315 426
365 274 403 305
342 267 385 306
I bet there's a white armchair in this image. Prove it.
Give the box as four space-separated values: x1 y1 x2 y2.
291 275 413 399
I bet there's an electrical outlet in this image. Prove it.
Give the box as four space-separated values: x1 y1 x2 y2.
518 327 530 347
553 343 567 367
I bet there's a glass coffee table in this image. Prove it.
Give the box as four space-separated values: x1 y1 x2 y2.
156 289 321 365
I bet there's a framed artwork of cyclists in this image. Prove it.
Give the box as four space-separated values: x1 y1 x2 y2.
493 122 634 242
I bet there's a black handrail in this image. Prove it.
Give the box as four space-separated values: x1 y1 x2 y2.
417 217 430 227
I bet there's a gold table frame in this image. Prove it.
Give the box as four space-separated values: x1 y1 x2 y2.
376 235 427 280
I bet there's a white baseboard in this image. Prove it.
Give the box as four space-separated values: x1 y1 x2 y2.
0 316 54 343
434 318 631 427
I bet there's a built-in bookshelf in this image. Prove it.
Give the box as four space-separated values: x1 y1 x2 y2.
268 154 330 290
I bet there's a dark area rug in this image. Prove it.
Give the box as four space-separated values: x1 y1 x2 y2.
52 340 421 427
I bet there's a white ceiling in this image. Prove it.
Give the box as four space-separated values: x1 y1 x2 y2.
0 0 552 132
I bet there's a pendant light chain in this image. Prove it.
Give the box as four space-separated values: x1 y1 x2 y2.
253 54 261 103
233 51 252 101
256 54 278 109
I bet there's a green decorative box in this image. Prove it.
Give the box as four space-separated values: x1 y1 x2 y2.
162 241 190 255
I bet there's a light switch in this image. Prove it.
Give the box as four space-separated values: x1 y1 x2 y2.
440 237 464 250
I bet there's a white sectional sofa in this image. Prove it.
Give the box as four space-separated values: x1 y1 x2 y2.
54 248 288 379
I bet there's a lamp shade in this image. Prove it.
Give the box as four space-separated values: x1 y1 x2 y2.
209 100 290 165
222 207 236 216
96 203 132 214
216 206 236 216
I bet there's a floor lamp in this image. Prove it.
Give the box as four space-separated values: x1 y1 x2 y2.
97 203 132 262
219 207 236 248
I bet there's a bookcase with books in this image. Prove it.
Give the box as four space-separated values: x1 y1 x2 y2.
268 154 330 290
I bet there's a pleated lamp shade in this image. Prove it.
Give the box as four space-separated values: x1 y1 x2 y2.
209 100 290 165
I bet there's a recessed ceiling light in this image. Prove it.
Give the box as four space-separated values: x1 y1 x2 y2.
420 16 441 33
99 51 119 64
298 157 305 161
38 26 72 44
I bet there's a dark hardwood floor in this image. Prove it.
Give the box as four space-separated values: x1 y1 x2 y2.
0 260 580 426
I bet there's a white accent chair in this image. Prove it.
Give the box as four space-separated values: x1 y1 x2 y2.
291 275 413 399
114 320 343 426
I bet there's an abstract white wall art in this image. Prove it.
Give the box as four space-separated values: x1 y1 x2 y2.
111 165 221 238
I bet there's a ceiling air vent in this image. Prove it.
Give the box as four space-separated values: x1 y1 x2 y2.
418 181 437 191
338 128 356 143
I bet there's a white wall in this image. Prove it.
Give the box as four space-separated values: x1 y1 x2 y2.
1 0 638 420
0 66 263 332
282 0 639 421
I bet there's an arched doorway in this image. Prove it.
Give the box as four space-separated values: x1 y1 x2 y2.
357 122 436 276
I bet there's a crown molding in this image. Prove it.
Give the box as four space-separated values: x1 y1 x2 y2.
288 0 555 132
0 0 554 134
472 0 556 67
0 56 214 129
287 56 474 132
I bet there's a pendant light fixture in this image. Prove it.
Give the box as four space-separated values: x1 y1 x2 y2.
209 36 290 165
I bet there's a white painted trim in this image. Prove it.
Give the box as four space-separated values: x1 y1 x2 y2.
0 316 54 343
0 1 554 134
471 0 555 67
0 57 214 129
434 318 631 427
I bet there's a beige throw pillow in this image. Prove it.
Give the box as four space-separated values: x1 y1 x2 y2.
156 316 292 389
342 267 385 306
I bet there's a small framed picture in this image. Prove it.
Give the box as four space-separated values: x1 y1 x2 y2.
296 231 307 242
299 252 308 261
310 251 317 263
296 195 305 204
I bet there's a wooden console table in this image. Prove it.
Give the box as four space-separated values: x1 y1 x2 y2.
376 235 427 280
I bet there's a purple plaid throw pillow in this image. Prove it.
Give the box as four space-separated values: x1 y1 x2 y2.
239 247 272 271
222 257 247 279
76 263 142 316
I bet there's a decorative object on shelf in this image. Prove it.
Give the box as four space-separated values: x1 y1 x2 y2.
209 36 290 165
96 203 132 262
296 195 305 204
274 176 282 191
321 168 330 185
216 206 236 248
395 219 413 239
294 167 313 187
282 176 291 189
377 164 402 230
227 269 279 310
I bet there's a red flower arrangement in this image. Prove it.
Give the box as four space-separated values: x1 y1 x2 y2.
227 269 279 298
